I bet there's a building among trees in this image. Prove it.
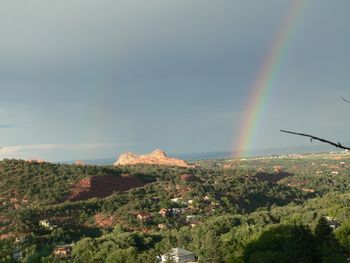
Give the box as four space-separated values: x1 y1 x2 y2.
160 247 196 263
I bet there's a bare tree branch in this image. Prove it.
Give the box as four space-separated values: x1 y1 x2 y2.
280 130 350 151
341 96 350 104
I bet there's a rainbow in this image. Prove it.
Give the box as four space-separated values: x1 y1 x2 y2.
233 0 307 158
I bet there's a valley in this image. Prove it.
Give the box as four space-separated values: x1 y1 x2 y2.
1 151 350 262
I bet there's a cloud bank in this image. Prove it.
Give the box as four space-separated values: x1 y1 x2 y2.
0 143 127 162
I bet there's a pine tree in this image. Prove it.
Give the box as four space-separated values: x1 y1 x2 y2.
314 217 346 263
314 217 333 244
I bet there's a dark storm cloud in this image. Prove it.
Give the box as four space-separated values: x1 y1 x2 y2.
0 0 350 160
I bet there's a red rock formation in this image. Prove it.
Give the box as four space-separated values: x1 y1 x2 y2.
75 160 85 166
27 159 46 164
114 149 189 167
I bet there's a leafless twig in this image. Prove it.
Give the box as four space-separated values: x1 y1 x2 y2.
280 130 350 151
341 96 350 103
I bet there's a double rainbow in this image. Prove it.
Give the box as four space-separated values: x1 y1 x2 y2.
233 0 307 158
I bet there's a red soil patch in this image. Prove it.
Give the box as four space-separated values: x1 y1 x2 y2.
255 171 293 183
0 233 15 239
180 174 200 182
67 175 146 201
94 213 118 228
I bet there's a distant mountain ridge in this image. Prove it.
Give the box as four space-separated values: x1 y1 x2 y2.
62 143 344 165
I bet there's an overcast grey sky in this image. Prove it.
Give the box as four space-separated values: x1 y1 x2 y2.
0 0 349 161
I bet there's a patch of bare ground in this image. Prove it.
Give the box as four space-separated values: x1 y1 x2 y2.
67 175 146 201
94 214 118 228
180 174 201 182
0 233 15 239
255 171 294 183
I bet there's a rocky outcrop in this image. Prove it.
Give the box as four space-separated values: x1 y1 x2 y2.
114 149 189 167
75 160 85 166
27 159 46 164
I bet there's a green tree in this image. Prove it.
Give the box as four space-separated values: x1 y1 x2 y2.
335 219 350 253
105 247 138 263
314 217 346 263
243 224 319 263
314 217 333 244
72 237 98 263
0 239 15 263
191 227 223 263
248 251 286 263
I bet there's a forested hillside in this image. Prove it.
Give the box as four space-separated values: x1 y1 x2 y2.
1 152 350 262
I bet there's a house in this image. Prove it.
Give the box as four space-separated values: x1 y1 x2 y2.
203 196 210 201
171 197 181 203
137 213 151 222
160 248 196 263
325 216 340 230
190 223 199 228
186 215 196 222
171 208 182 215
158 223 167 230
159 208 169 217
210 201 220 207
301 188 315 193
15 236 26 244
142 228 151 233
223 164 233 169
39 219 56 230
53 244 72 257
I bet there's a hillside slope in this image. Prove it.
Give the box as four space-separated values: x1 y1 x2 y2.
67 175 146 201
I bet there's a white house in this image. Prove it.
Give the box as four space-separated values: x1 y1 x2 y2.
160 248 196 263
325 216 340 230
171 197 181 203
39 219 56 230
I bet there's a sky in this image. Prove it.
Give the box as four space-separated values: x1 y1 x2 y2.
0 0 350 161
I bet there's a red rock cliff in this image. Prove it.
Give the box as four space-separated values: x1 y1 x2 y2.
114 149 189 167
